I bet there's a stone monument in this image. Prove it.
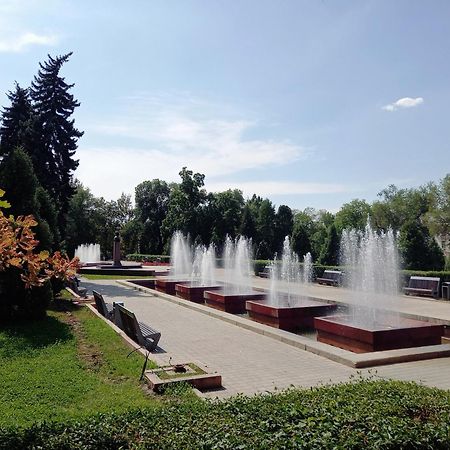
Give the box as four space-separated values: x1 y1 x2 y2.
112 228 122 267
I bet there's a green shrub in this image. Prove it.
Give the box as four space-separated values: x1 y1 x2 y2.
126 254 170 263
0 379 449 449
0 269 53 322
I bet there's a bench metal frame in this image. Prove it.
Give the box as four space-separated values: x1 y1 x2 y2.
92 290 114 320
403 276 440 299
117 304 161 351
316 270 342 287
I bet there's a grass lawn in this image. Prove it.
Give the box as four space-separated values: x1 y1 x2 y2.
0 305 159 428
81 274 155 280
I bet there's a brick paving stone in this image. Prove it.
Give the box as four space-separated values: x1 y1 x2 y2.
81 279 450 397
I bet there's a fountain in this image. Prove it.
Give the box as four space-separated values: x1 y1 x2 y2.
315 223 444 352
204 236 265 314
246 237 336 331
74 243 101 265
302 252 313 284
175 244 222 303
156 231 192 295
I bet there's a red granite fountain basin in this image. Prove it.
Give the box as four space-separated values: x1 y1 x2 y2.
155 279 190 295
204 289 267 314
246 296 336 331
314 315 445 353
175 283 222 303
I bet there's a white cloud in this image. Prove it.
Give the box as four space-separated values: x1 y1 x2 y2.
206 181 350 197
382 97 424 112
0 32 58 52
78 94 309 199
75 146 349 201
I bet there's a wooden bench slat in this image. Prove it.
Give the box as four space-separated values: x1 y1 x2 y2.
404 276 440 298
117 304 161 351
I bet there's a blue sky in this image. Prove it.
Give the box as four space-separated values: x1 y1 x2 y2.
1 0 449 212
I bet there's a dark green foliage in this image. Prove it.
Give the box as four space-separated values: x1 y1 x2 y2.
126 254 170 263
399 220 445 270
239 204 257 240
319 223 340 266
161 167 207 247
135 179 170 254
0 148 56 250
121 219 144 255
291 220 312 257
0 83 34 158
1 379 449 449
0 270 52 322
273 204 293 253
207 189 244 250
30 53 83 232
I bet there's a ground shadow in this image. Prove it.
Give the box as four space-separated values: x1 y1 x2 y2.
0 315 73 353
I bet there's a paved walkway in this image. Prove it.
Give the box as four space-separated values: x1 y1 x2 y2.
83 277 450 398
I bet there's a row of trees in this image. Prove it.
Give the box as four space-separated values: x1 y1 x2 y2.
0 53 448 272
0 53 82 251
65 168 449 271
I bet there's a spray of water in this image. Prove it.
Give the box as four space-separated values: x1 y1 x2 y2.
223 236 253 294
74 244 101 263
170 231 192 278
269 236 301 305
191 244 217 286
340 222 400 327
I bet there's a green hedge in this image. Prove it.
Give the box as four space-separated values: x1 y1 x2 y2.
1 380 449 449
126 254 170 263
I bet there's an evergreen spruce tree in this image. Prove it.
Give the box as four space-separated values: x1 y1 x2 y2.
319 223 340 266
0 83 33 158
30 52 83 230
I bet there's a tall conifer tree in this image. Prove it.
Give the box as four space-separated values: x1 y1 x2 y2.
30 52 83 229
0 83 33 157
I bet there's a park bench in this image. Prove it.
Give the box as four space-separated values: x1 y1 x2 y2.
258 265 271 278
316 270 342 287
403 276 440 299
92 290 114 320
116 304 161 351
67 275 88 298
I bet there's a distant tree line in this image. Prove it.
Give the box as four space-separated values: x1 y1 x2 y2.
65 168 449 271
0 54 448 271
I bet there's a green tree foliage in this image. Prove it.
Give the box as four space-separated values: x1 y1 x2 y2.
256 199 276 257
398 220 445 270
291 217 312 258
121 219 144 255
65 185 101 256
0 148 56 250
273 205 293 253
319 223 340 266
135 179 170 254
424 174 450 254
208 189 244 249
372 184 433 231
30 53 83 231
0 83 33 157
335 199 371 232
239 204 257 241
161 167 207 248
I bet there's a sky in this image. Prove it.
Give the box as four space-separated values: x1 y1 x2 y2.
0 0 449 212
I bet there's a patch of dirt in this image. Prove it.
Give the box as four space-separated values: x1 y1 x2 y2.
59 310 105 372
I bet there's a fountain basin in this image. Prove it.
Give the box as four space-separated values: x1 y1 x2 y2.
155 279 190 295
246 296 336 331
204 289 267 314
314 315 445 353
175 284 222 303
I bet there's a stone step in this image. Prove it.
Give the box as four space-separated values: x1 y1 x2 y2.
442 336 450 344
